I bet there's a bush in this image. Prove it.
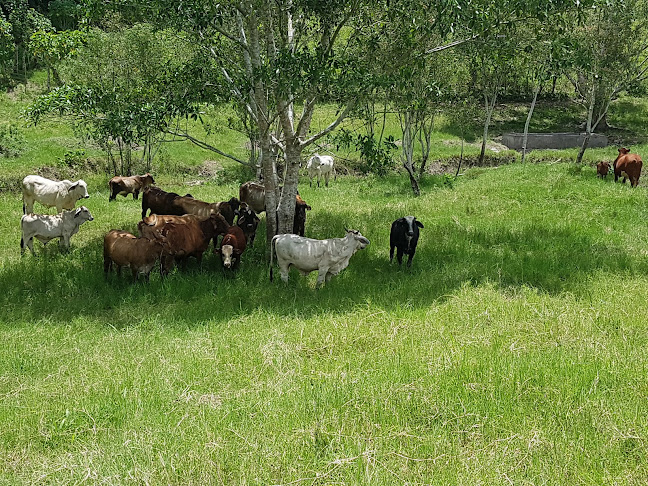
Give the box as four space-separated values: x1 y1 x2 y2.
0 124 26 157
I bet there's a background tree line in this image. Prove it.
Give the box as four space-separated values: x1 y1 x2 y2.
5 0 648 241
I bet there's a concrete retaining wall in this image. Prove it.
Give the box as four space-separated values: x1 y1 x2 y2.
502 132 608 151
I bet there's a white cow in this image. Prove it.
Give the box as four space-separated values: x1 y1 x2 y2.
21 206 94 255
22 175 89 214
306 154 335 187
270 229 370 287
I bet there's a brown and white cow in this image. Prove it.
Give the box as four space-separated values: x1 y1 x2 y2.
614 147 643 187
103 230 168 282
109 173 155 201
215 226 247 269
22 175 89 214
270 229 370 288
138 212 229 274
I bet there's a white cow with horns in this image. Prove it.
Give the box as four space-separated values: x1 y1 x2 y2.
306 153 335 187
270 229 370 288
22 175 89 214
21 206 94 255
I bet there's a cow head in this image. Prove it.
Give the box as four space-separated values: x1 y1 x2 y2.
619 147 630 155
344 228 370 249
144 173 155 185
237 206 260 233
216 244 241 269
227 197 240 212
74 206 94 222
69 180 90 199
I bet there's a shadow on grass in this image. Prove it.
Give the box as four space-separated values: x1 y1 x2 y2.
0 210 642 329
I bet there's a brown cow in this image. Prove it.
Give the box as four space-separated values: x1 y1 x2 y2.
141 187 193 218
614 147 643 187
103 229 168 282
215 226 247 269
214 197 240 225
138 212 229 274
596 161 610 179
293 195 311 237
109 173 155 201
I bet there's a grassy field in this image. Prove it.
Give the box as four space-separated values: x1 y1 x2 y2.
2 161 648 484
3 77 648 483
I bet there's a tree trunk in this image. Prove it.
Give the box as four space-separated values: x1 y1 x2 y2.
277 143 300 234
576 83 596 165
521 84 541 163
479 91 497 165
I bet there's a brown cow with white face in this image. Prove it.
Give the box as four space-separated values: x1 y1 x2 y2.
215 226 247 269
614 147 643 187
109 173 155 201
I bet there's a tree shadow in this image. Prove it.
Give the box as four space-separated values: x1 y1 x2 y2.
0 206 642 329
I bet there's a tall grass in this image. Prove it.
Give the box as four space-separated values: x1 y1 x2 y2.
2 162 648 484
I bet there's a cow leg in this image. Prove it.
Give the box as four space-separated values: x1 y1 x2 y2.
132 268 139 282
278 261 291 282
133 190 139 200
396 247 404 266
325 173 330 187
406 250 415 268
316 266 330 288
104 255 112 276
389 245 395 263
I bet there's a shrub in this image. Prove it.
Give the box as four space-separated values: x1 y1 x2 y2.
0 124 26 157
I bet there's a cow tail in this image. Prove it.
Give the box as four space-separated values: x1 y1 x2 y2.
269 235 278 282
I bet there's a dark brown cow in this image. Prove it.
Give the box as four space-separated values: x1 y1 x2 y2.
236 203 260 246
109 173 155 201
141 187 193 219
614 147 643 187
138 212 229 274
103 229 168 282
239 181 266 213
214 197 240 225
596 161 610 179
215 226 247 269
293 195 311 237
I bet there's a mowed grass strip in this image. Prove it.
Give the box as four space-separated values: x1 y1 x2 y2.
1 163 648 484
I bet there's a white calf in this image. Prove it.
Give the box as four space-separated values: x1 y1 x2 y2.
22 175 89 214
21 206 94 255
270 229 369 287
306 154 335 187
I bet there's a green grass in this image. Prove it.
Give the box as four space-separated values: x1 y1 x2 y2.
2 72 648 483
2 163 648 484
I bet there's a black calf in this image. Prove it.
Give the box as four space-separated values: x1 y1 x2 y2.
390 216 423 267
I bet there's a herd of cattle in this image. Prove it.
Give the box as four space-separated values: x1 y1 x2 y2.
18 146 644 286
18 154 426 287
